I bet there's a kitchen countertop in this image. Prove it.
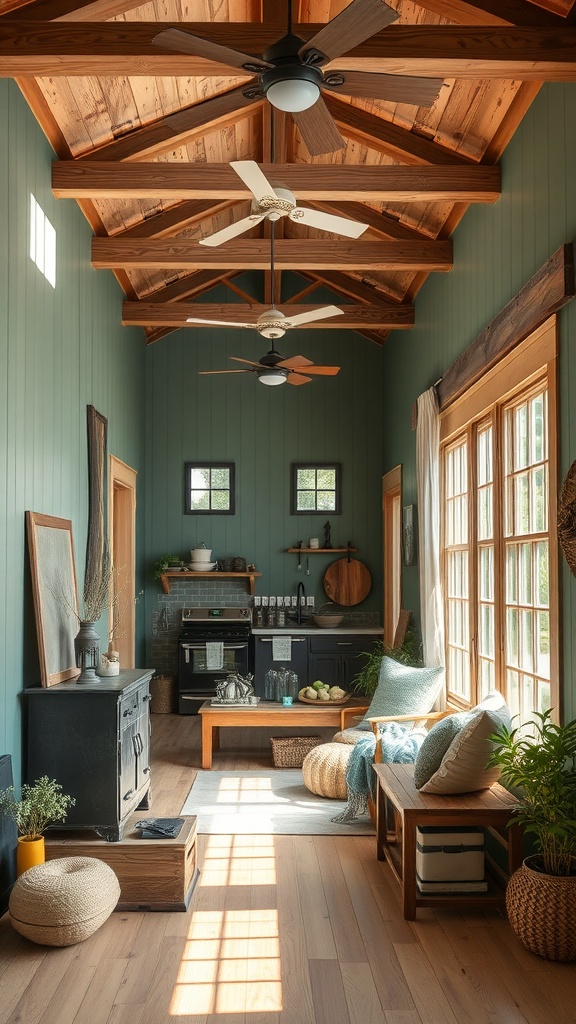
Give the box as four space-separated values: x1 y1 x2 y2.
251 626 383 636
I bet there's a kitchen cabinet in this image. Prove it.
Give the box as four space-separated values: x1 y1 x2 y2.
308 635 378 690
26 669 154 842
251 631 381 694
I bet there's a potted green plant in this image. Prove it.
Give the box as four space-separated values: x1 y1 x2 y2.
487 709 576 960
154 554 183 580
0 776 75 875
350 630 423 700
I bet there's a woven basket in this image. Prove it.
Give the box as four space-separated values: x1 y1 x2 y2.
270 735 323 768
150 674 176 714
506 856 576 961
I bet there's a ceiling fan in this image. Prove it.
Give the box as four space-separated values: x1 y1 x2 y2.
199 349 340 388
200 160 368 246
189 224 344 340
153 0 444 156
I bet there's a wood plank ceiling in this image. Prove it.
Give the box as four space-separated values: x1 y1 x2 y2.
2 0 576 348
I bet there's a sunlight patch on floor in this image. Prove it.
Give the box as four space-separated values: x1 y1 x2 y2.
199 833 277 886
171 909 282 1015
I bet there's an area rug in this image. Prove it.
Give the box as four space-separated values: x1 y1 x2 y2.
181 770 375 836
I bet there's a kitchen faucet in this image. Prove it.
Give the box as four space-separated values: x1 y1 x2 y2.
297 581 305 625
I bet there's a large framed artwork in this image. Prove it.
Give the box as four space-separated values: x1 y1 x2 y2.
26 512 79 687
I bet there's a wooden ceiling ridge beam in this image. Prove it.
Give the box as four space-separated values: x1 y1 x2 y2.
80 88 261 163
121 302 415 329
323 95 475 167
90 238 454 272
4 24 576 79
411 1 569 27
52 162 501 202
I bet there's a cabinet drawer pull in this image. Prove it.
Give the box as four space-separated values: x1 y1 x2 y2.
336 642 353 646
143 766 151 775
123 789 134 801
122 708 133 717
142 694 152 703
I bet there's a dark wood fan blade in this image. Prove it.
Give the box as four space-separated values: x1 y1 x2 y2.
229 356 265 367
198 369 251 375
295 366 340 376
324 71 443 108
152 28 271 72
277 356 314 368
286 373 313 386
292 98 345 157
299 0 399 65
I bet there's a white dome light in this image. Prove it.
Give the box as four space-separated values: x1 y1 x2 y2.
266 78 320 112
257 369 288 386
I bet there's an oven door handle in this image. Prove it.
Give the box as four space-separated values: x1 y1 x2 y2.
181 643 248 650
257 637 307 643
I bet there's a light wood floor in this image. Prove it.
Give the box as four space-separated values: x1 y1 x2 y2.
2 712 576 1024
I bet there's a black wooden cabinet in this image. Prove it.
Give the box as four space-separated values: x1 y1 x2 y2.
308 636 378 690
252 635 309 697
26 669 154 842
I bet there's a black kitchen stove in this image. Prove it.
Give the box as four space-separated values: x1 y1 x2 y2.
178 607 252 714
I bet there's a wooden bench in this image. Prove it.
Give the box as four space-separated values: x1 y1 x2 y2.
373 762 523 920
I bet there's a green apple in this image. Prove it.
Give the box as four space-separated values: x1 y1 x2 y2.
312 680 325 690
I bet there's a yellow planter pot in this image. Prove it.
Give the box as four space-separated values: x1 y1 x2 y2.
16 835 45 876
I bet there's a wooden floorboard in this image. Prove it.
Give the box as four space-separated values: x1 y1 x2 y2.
1 711 576 1024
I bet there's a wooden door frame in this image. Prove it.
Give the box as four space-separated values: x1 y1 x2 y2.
382 465 402 647
108 456 137 669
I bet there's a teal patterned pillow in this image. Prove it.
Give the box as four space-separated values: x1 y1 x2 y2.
360 657 444 727
413 710 473 788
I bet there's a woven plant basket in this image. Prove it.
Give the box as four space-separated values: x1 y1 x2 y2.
150 674 176 714
270 735 323 768
506 856 576 961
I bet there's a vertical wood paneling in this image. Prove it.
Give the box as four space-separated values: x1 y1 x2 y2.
382 82 576 721
0 80 147 786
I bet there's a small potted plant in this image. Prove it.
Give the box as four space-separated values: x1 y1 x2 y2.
487 709 576 960
0 776 75 875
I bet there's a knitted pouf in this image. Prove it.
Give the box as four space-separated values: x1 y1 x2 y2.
302 742 352 799
332 728 368 745
9 857 120 947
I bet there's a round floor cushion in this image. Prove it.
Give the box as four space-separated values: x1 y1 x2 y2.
9 857 120 946
302 742 352 799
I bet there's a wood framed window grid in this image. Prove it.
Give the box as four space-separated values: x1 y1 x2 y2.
439 318 559 724
184 462 235 515
291 463 341 515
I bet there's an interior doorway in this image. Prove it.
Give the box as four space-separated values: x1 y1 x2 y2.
382 466 402 647
108 456 137 669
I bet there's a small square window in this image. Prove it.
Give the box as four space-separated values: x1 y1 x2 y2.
291 463 341 515
185 462 235 515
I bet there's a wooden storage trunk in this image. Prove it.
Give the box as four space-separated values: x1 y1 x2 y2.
45 813 198 911
270 735 323 768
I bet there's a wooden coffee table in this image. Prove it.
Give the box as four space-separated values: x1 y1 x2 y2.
198 699 365 769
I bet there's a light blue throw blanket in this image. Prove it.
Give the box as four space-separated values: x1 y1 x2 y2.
332 722 426 824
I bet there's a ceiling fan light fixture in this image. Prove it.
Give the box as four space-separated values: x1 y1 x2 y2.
257 367 289 386
262 64 321 113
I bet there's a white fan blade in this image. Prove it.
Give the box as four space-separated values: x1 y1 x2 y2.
231 160 277 203
200 213 265 247
290 206 367 239
186 316 249 327
284 306 344 328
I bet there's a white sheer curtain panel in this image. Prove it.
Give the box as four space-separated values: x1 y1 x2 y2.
416 388 445 685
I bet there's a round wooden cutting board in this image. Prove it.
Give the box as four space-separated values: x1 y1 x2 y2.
323 557 371 606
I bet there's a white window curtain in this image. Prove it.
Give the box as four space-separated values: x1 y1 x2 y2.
416 388 445 687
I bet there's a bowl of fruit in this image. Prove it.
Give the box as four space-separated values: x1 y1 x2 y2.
298 681 349 704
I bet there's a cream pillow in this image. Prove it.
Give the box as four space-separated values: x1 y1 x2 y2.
418 692 510 794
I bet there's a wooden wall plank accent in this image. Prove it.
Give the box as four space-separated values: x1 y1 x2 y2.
3 24 576 79
436 243 575 408
121 302 415 329
91 238 454 272
52 162 502 202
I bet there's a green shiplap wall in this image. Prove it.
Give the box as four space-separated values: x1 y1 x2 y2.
145 304 385 620
381 82 576 722
0 81 147 786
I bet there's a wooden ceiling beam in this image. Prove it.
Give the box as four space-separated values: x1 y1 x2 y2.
81 89 261 163
3 24 576 78
144 270 236 304
117 200 238 240
410 1 567 27
121 302 415 329
304 271 404 306
323 95 475 166
307 201 431 242
0 0 148 18
53 162 501 202
91 238 453 271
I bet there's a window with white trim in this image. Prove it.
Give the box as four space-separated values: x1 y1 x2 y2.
440 319 559 724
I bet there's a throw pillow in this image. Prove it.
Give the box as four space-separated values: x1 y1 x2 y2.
412 710 472 789
358 656 444 729
417 691 511 794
